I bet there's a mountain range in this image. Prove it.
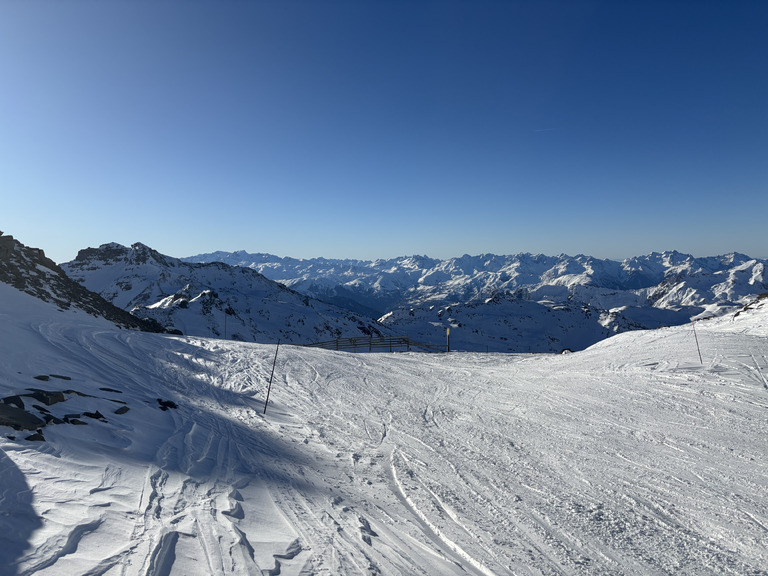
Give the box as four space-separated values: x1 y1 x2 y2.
183 249 767 352
5 230 761 352
183 249 767 311
61 242 389 345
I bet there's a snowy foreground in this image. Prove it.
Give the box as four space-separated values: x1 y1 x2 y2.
2 284 767 576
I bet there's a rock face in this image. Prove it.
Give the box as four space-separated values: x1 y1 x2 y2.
0 232 163 332
61 242 393 345
0 403 45 431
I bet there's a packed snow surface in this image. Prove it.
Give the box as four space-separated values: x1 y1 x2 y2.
2 283 768 575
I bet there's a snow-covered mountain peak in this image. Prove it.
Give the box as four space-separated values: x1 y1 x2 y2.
62 243 391 345
73 241 176 269
0 233 162 332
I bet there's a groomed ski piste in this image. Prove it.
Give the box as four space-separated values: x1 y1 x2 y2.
2 281 767 576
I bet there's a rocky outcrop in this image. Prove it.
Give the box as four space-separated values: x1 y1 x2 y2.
0 231 163 332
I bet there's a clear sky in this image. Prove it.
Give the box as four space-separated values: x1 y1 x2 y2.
1 0 766 264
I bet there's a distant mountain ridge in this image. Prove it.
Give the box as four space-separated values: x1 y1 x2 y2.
37 240 766 353
62 242 391 345
180 249 767 352
183 249 766 313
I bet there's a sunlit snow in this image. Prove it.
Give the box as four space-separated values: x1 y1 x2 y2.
2 283 767 575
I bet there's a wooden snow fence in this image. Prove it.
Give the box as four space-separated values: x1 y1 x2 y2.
305 335 445 353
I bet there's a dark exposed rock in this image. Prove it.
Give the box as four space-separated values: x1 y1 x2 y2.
114 405 130 415
0 232 165 332
99 387 123 393
33 375 50 381
0 404 46 431
2 395 25 410
24 389 66 406
157 398 178 410
25 432 45 442
42 414 65 425
83 410 107 421
50 374 72 381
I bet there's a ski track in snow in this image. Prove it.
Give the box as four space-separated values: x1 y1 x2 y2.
2 288 768 575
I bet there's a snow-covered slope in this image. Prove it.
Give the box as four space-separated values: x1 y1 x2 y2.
3 275 768 574
61 243 391 345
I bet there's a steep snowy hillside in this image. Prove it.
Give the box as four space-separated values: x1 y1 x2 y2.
61 243 391 345
2 280 767 575
0 232 161 332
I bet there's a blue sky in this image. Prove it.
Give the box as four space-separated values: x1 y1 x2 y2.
1 0 766 263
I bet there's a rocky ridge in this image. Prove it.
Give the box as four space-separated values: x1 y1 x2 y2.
0 232 162 332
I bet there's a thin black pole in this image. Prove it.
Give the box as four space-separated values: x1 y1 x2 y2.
263 340 280 415
691 321 703 364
